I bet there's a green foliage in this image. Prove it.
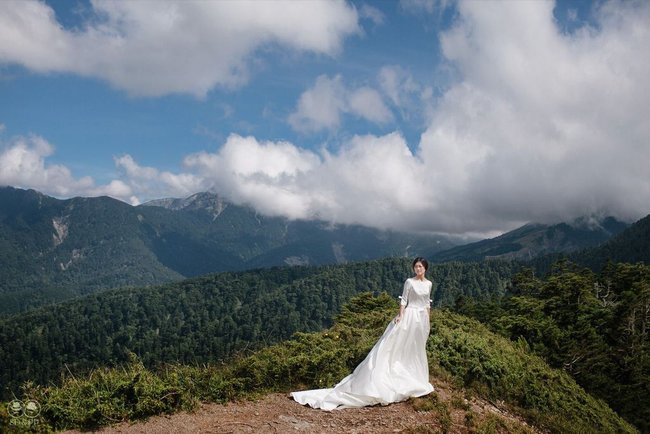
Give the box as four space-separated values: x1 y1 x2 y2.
456 261 650 432
0 258 517 401
2 292 636 433
574 214 650 270
473 413 534 434
428 308 635 433
410 393 452 433
0 186 454 316
30 355 194 430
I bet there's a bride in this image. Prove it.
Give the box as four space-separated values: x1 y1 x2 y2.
291 257 434 410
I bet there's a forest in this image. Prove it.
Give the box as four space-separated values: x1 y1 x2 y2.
2 212 649 431
455 260 650 431
0 291 637 433
0 258 517 401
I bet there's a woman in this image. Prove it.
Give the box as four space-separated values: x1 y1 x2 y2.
291 257 434 410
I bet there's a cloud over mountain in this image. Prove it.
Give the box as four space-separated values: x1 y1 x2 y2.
1 1 649 236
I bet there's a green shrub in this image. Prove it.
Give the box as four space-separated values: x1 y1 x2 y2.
1 292 637 433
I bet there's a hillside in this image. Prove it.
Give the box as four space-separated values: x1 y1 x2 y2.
0 258 518 401
2 292 636 433
455 261 650 431
428 216 628 263
572 213 650 269
525 213 650 276
0 187 455 315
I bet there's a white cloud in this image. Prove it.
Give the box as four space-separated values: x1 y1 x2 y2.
3 1 649 236
348 87 393 124
378 66 419 109
177 132 433 230
288 75 393 133
184 134 321 219
288 75 347 133
375 65 437 129
399 0 453 15
359 4 385 26
0 0 360 97
419 0 650 229
224 0 650 233
114 155 205 202
0 134 133 201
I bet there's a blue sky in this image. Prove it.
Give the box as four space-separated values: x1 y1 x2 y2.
1 0 649 236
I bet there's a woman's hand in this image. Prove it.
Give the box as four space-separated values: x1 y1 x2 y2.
394 315 403 324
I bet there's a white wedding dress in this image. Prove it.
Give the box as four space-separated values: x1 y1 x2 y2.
291 277 434 410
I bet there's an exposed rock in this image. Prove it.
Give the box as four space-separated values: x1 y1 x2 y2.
52 216 69 247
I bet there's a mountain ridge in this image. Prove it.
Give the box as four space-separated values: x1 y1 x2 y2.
0 185 637 315
0 186 453 315
428 215 629 263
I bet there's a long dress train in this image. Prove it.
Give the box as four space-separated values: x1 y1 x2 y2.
291 278 434 410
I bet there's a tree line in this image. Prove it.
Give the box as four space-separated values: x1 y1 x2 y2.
0 258 517 400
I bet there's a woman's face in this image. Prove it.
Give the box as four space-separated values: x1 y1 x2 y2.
413 261 426 278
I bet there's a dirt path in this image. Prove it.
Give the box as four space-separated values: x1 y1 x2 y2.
62 379 540 434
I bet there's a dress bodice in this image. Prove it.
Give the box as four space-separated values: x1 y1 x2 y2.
399 277 432 309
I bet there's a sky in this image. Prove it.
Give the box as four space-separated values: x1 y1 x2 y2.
0 0 649 237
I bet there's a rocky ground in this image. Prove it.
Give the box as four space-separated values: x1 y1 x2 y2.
62 378 541 434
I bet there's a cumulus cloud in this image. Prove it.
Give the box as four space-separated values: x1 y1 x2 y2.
0 134 135 202
0 0 360 97
114 155 205 203
3 1 650 236
288 75 393 132
179 132 434 231
348 87 394 124
219 0 650 233
184 134 321 219
288 75 347 133
418 0 650 230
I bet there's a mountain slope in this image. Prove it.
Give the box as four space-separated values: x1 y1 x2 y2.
3 292 636 433
525 213 650 275
0 187 455 315
571 213 650 269
0 258 518 400
428 216 628 263
0 187 183 313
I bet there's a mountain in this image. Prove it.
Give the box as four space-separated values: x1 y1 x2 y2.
523 213 650 275
0 187 455 315
570 213 650 269
140 191 454 269
427 216 628 263
0 187 183 314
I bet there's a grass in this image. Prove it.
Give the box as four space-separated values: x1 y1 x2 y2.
1 292 638 433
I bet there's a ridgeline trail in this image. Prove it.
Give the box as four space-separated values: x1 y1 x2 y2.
62 378 541 434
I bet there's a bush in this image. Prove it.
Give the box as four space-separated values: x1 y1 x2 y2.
1 292 637 433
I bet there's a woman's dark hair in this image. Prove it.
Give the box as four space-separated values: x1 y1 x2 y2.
412 257 428 271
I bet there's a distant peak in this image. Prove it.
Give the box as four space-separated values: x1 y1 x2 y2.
140 191 228 219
